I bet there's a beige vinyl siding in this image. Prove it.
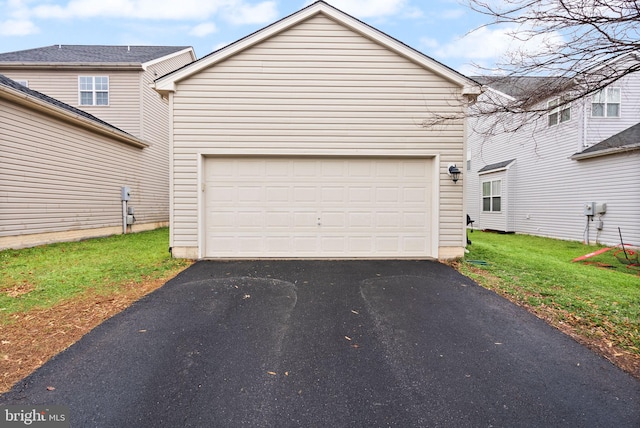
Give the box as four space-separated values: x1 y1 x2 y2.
0 97 143 240
170 15 466 253
0 69 142 136
129 52 195 225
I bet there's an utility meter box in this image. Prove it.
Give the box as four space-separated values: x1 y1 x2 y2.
121 186 131 201
596 202 607 214
583 202 596 216
126 215 135 225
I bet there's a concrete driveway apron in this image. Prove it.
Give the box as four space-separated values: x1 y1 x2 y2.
2 260 639 427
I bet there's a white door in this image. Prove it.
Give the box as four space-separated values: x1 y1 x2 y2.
203 157 434 258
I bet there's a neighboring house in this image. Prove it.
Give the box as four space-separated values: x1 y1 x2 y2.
466 63 640 247
0 74 149 248
0 45 196 249
154 1 481 260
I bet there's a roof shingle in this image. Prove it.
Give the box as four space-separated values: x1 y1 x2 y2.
572 122 640 159
0 45 191 64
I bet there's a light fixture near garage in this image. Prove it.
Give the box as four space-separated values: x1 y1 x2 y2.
447 164 461 183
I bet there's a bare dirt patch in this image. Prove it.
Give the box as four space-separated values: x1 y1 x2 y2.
1 283 36 298
0 276 172 393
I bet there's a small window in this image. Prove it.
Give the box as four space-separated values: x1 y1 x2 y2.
592 88 620 117
482 180 501 212
79 76 109 106
548 98 570 126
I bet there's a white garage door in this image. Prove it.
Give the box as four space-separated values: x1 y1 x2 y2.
203 157 434 258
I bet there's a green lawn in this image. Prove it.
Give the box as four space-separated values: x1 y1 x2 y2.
0 228 191 318
458 231 640 355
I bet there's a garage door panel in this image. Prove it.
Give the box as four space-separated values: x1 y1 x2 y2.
265 212 291 227
348 212 373 228
375 236 400 252
204 157 434 258
404 187 428 203
293 211 317 227
293 236 318 252
321 187 345 203
349 187 373 202
404 212 427 227
376 188 400 203
293 187 317 202
266 187 290 201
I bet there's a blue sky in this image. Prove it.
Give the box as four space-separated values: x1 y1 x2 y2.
0 0 533 75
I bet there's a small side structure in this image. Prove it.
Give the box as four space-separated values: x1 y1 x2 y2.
467 59 640 246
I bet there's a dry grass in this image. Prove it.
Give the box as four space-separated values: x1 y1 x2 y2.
455 262 640 380
0 274 181 393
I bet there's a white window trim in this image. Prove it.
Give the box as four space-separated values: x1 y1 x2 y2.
78 76 109 106
482 179 502 213
547 98 570 126
591 87 620 118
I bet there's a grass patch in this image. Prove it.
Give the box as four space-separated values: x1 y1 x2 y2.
0 228 192 392
458 231 640 377
0 228 191 319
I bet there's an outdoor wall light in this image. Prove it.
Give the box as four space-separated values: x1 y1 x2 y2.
447 164 461 183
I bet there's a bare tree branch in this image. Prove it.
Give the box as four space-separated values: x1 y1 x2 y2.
429 0 640 134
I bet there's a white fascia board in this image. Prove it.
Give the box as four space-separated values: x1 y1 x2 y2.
142 47 196 70
570 144 640 160
154 1 477 93
482 85 517 102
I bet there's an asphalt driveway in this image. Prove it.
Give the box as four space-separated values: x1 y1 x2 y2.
2 260 639 427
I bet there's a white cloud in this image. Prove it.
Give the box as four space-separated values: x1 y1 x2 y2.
434 25 564 62
213 41 231 51
0 19 39 36
224 1 278 25
441 8 465 20
28 0 279 26
419 37 439 50
190 22 217 37
32 0 231 20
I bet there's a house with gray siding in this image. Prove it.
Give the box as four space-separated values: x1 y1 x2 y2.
154 1 481 260
466 61 640 247
0 45 196 249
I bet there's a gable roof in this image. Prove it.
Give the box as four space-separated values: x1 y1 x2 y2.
0 74 147 148
571 122 640 160
478 159 516 174
154 1 480 96
472 76 572 100
0 45 194 69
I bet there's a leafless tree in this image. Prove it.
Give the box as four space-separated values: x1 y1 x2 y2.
424 0 640 133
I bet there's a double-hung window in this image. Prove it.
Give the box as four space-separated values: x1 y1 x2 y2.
548 98 570 126
592 88 620 117
482 180 501 212
79 76 109 106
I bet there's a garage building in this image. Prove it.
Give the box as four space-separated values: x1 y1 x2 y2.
154 1 480 260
